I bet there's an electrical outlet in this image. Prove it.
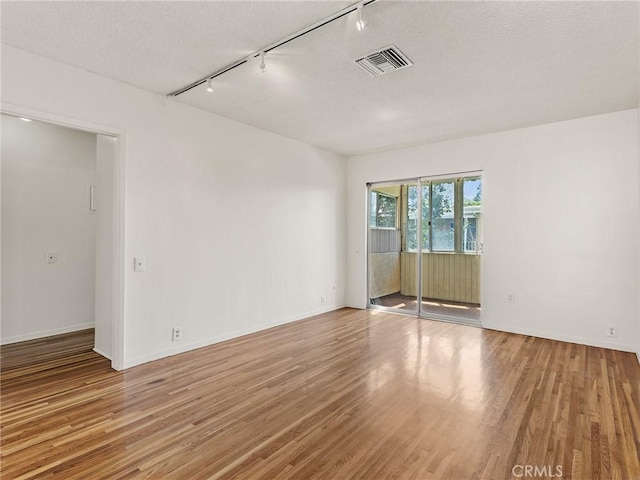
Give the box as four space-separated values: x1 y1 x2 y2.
134 257 146 272
321 297 326 305
507 293 515 303
607 326 617 338
172 327 182 342
46 252 57 264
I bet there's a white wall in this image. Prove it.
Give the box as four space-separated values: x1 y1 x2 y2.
1 46 346 368
1 115 97 343
94 135 116 358
347 109 639 352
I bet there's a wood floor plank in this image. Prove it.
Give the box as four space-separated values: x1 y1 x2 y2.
0 329 96 373
1 308 639 479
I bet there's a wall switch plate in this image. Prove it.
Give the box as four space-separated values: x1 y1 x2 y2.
134 257 146 272
46 252 57 264
172 327 182 342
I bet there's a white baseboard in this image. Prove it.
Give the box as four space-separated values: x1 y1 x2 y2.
1 322 95 345
482 322 637 353
347 301 367 310
346 303 640 356
120 305 640 369
93 347 112 360
123 304 346 369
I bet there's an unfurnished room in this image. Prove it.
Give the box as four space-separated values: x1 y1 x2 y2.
1 1 639 479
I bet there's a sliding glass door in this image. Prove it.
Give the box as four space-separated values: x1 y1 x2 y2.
368 173 482 324
368 181 418 315
417 176 482 323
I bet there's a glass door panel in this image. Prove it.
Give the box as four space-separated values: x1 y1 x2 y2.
419 176 482 324
368 182 418 314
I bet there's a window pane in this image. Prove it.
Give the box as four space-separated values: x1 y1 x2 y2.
431 181 455 251
420 183 430 250
463 178 482 252
369 191 377 227
376 194 397 228
406 185 418 250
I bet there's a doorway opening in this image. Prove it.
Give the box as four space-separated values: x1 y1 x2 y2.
0 111 123 370
367 173 482 325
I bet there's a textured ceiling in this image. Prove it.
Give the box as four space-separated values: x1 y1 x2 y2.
2 1 638 156
0 1 351 94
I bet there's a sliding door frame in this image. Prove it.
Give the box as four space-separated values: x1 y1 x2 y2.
367 179 419 316
367 171 483 326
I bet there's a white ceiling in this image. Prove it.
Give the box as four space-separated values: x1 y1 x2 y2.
2 1 638 156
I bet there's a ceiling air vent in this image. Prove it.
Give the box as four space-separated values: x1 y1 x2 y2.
354 45 413 77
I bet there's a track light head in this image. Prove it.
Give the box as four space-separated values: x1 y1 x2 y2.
206 78 214 93
259 52 267 73
355 2 367 32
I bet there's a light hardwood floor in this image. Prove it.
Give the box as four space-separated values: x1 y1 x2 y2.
0 329 95 373
1 308 639 479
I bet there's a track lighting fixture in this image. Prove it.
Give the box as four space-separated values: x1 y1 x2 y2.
355 2 367 32
169 0 378 98
259 52 267 73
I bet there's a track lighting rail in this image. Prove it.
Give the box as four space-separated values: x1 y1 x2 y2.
167 0 376 98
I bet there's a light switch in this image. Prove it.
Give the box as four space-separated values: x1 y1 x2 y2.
134 257 146 272
46 252 57 264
